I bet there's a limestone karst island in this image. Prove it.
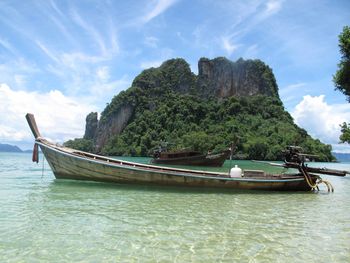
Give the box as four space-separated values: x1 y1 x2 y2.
65 57 334 162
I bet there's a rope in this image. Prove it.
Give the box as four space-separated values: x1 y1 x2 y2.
299 164 334 192
41 150 45 180
318 179 334 192
300 164 318 189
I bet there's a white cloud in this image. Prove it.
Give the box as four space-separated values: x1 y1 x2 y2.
279 83 306 103
70 8 108 55
96 66 110 82
243 44 259 58
89 75 131 99
278 82 308 109
214 0 284 54
280 83 306 93
35 40 60 63
144 36 159 48
34 45 123 100
221 36 240 56
292 95 350 145
14 75 27 87
46 3 78 47
0 83 96 144
0 58 40 89
0 37 19 56
142 0 179 24
176 31 187 44
264 0 283 16
49 0 65 18
38 41 117 72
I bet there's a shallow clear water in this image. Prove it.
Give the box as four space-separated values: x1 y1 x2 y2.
0 153 349 262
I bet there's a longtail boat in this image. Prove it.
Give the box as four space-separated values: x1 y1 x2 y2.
25 113 348 191
151 148 230 167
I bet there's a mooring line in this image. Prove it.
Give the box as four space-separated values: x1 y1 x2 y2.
41 150 45 180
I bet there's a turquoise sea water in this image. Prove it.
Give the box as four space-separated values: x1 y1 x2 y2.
0 152 349 262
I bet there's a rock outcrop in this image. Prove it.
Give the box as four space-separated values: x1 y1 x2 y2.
197 57 279 99
83 112 98 140
93 105 134 152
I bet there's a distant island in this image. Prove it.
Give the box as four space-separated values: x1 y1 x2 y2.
65 57 335 161
0 143 32 153
332 152 350 162
0 143 22 152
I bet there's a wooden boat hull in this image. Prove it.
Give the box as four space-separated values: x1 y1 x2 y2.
37 142 312 191
151 150 230 167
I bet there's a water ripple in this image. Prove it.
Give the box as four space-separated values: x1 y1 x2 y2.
0 153 349 262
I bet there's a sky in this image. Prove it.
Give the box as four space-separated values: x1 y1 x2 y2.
0 0 349 152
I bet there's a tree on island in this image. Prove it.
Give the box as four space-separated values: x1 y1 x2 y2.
334 26 350 143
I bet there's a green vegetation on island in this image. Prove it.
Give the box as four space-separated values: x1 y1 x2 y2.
64 138 93 152
101 93 332 161
334 26 350 144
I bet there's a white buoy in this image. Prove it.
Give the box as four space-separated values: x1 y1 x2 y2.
230 165 242 177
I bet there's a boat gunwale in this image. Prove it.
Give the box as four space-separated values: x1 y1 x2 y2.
36 140 306 183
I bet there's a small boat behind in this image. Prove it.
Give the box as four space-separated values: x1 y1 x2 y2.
151 148 230 167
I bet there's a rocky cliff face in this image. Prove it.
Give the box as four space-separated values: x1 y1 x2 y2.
83 112 98 140
197 57 279 99
84 57 280 153
93 104 134 152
